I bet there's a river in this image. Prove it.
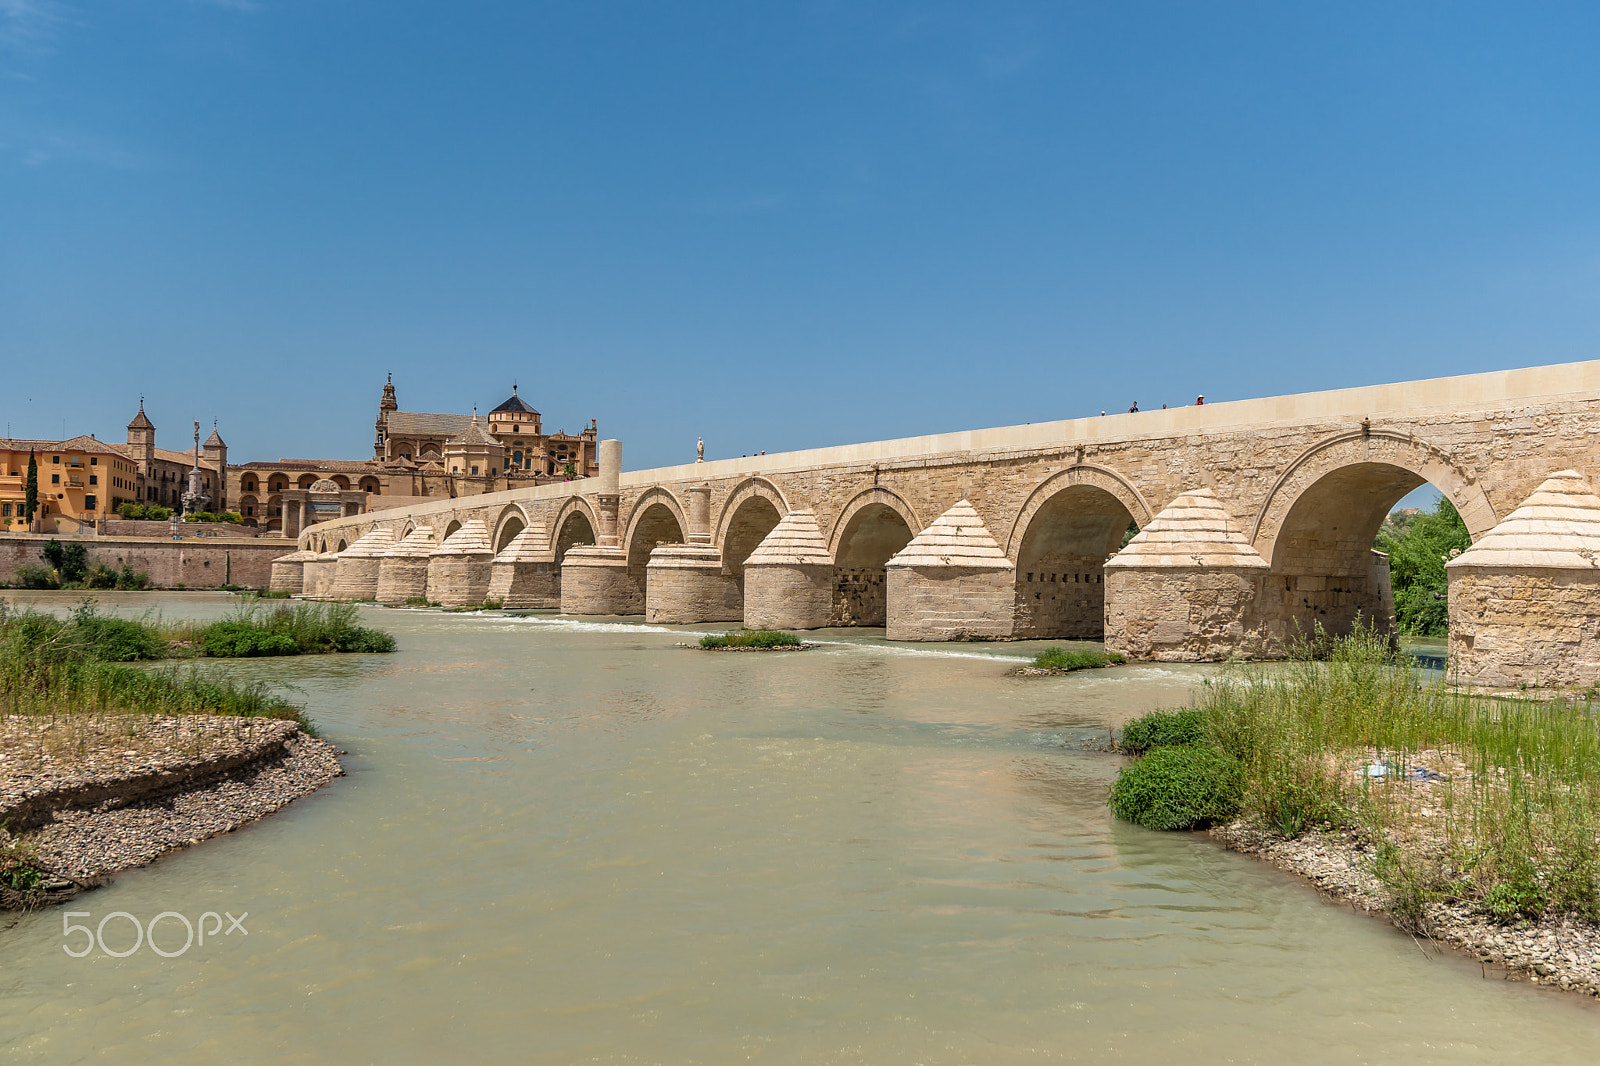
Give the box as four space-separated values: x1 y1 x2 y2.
1 593 1596 1063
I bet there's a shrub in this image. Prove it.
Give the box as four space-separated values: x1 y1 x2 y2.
332 627 396 653
12 564 57 590
200 621 299 658
75 616 166 662
1108 744 1245 831
41 541 88 584
699 630 804 649
1031 647 1126 671
117 502 146 520
1119 708 1206 753
114 565 150 590
145 505 172 522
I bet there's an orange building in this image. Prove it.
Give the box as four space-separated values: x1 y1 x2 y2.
0 436 141 534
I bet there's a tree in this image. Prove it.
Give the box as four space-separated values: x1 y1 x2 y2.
1374 495 1471 636
23 450 38 527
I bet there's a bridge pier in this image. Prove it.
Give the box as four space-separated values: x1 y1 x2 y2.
302 552 340 598
331 527 394 601
270 548 317 595
427 519 493 607
1448 471 1600 687
642 483 741 623
744 510 834 630
376 526 437 603
1104 488 1271 660
489 522 559 609
885 501 1015 641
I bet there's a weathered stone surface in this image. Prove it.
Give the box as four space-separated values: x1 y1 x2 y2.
426 520 493 607
744 510 833 630
887 501 1015 640
487 523 558 609
1448 471 1600 686
1105 488 1272 660
644 544 741 623
330 527 395 601
560 547 636 615
269 549 319 594
301 554 340 599
375 526 437 604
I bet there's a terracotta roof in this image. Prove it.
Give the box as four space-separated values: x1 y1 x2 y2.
887 500 1012 570
1448 470 1600 570
150 448 218 472
446 415 502 449
1105 487 1269 570
239 459 380 473
746 510 830 566
490 387 540 417
0 436 132 459
385 411 475 438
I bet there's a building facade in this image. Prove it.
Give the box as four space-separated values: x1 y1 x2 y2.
226 378 600 536
0 436 141 533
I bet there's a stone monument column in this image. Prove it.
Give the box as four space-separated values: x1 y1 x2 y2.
561 439 638 615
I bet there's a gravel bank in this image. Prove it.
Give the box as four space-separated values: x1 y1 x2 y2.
2 714 342 908
1212 820 1600 998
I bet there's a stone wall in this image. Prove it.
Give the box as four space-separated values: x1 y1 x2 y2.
886 566 1015 641
1105 568 1272 661
1012 552 1110 639
1448 566 1600 687
100 520 267 539
831 567 888 626
744 563 833 630
0 534 290 589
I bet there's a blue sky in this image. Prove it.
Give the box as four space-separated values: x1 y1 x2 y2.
3 2 1599 486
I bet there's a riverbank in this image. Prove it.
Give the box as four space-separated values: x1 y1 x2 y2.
1 713 341 908
1213 819 1600 997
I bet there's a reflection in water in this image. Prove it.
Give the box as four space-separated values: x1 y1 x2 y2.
1 593 1597 1063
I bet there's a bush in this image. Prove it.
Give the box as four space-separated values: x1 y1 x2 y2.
75 616 166 662
699 630 804 649
41 541 88 584
146 505 172 522
200 621 300 658
117 502 145 520
1108 744 1245 831
12 564 57 590
1119 708 1206 753
1031 647 1126 671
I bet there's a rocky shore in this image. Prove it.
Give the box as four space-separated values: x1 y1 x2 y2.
1 714 342 908
1212 819 1600 997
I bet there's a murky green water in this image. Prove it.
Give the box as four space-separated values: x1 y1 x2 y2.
1 593 1596 1063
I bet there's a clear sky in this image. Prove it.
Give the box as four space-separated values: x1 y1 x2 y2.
4 2 1598 483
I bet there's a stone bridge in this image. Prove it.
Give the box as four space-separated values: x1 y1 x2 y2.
277 360 1600 686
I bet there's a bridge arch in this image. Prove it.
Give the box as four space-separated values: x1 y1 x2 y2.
624 488 688 560
716 478 789 580
550 497 599 562
491 503 531 553
1008 465 1153 639
1249 429 1499 640
441 517 463 541
828 487 921 627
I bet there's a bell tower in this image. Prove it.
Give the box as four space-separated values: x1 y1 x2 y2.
375 372 398 458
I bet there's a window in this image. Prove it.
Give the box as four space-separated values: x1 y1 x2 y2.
52 455 60 464
470 465 479 475
85 495 97 511
90 457 97 465
513 425 519 433
89 475 97 485
1 504 9 517
51 473 59 484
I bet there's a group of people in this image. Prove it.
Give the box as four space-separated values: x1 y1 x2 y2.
1105 395 1205 416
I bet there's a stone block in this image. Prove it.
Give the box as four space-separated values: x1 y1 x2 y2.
561 547 639 615
645 544 741 623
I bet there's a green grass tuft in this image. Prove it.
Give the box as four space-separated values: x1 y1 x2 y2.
1119 708 1206 753
698 630 804 649
1031 647 1126 671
